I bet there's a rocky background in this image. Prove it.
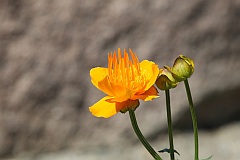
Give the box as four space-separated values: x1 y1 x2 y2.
1 0 240 159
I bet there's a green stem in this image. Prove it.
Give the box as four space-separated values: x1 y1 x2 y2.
165 90 175 160
184 79 199 160
128 108 163 160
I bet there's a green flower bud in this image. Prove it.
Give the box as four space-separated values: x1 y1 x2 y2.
155 68 178 90
170 55 194 82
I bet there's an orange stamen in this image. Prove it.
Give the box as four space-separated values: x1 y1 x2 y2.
107 48 145 91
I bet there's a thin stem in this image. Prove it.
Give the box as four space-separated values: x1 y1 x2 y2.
128 108 163 160
165 90 175 160
184 79 199 160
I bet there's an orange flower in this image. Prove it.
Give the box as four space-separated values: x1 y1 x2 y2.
89 48 159 118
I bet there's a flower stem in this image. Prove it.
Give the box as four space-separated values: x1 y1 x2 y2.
184 79 199 160
128 108 163 160
165 89 175 160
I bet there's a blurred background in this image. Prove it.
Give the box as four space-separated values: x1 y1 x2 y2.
1 0 240 159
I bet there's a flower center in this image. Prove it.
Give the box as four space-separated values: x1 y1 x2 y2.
108 49 146 91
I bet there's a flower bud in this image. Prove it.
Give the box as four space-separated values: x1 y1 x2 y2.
170 55 194 82
155 68 178 90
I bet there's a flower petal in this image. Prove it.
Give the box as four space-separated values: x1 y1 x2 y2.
89 96 125 118
97 76 116 96
132 86 159 101
90 68 116 96
90 67 108 89
139 60 159 92
90 67 134 100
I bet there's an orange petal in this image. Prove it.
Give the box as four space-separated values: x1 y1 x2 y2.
139 60 159 92
91 67 133 99
89 96 125 118
132 86 159 101
109 88 135 102
90 68 116 96
98 79 137 102
90 67 108 89
97 76 116 96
